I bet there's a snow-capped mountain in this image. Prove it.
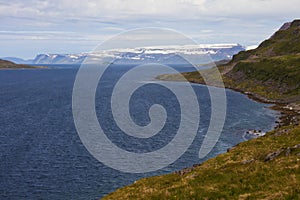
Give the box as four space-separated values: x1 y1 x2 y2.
5 44 245 65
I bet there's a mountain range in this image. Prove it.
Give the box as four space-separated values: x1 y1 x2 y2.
158 20 300 103
3 44 244 65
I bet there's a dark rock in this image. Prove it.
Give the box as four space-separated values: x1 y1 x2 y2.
192 163 201 168
174 167 192 176
264 150 283 162
174 163 202 176
274 129 288 136
227 146 236 152
278 22 292 31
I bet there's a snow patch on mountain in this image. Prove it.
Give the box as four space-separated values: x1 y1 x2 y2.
3 44 245 65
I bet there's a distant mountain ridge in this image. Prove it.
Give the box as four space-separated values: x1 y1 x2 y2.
0 59 41 69
1 57 32 64
3 44 245 65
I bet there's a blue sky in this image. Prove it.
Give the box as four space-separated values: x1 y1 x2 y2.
0 0 299 59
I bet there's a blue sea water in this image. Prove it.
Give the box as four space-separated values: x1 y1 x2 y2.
0 65 278 199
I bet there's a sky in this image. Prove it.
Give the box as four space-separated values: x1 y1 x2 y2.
0 0 299 59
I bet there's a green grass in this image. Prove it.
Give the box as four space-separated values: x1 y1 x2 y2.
104 125 300 200
232 55 300 88
227 54 300 101
221 19 300 101
231 20 300 61
103 20 300 199
157 55 300 102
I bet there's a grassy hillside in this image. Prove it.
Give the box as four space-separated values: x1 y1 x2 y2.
224 20 300 101
104 126 300 200
232 20 300 61
158 20 300 103
104 20 300 199
227 55 300 100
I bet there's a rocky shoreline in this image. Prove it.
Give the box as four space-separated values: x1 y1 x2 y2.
104 20 300 199
0 65 47 70
227 86 300 128
161 79 300 177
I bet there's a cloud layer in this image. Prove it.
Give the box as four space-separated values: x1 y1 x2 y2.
0 0 299 58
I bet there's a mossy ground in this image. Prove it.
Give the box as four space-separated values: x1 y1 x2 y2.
104 125 300 200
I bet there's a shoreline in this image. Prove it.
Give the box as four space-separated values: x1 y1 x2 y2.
226 86 300 128
104 76 300 199
0 66 48 70
150 77 300 176
179 78 300 129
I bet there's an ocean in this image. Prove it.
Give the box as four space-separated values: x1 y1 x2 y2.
0 64 278 199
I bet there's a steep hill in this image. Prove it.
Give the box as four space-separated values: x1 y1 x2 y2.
105 20 300 199
104 126 300 200
225 20 300 102
158 20 300 103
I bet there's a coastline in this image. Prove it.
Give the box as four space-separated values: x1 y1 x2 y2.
169 77 300 129
0 66 48 70
224 86 300 129
225 85 300 128
103 75 300 199
172 77 298 151
162 79 284 174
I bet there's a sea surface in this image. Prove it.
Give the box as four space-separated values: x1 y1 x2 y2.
0 64 279 199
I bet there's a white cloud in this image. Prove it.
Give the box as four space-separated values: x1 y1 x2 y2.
0 30 110 41
0 0 299 58
203 0 300 17
1 0 299 21
0 0 204 20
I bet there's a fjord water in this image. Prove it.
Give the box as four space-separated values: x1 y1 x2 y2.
0 65 278 199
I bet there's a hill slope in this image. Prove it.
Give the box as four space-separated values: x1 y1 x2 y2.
0 59 42 69
104 126 300 200
158 20 300 103
104 20 300 199
225 20 300 102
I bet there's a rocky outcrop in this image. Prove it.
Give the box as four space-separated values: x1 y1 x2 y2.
264 144 300 162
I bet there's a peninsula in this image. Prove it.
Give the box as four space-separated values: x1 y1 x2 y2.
0 59 44 69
